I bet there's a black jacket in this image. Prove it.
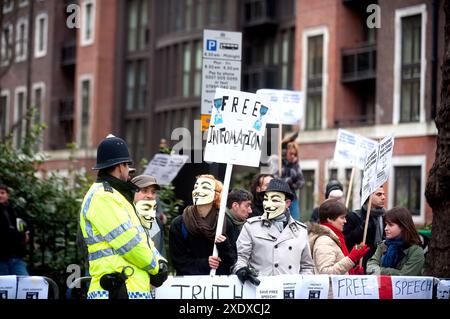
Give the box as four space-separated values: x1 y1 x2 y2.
169 214 237 276
343 205 385 268
0 204 27 260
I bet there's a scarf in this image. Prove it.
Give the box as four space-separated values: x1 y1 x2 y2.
182 205 225 242
381 237 405 268
362 204 385 245
270 211 289 233
225 208 246 228
321 222 349 256
97 172 139 205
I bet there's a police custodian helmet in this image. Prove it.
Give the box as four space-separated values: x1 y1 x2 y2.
93 134 133 170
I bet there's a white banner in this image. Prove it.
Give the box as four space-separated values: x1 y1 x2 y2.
392 276 433 299
333 129 378 169
16 276 49 299
361 135 395 205
153 275 437 299
204 88 269 167
143 154 189 185
0 275 17 299
331 275 379 299
256 89 303 125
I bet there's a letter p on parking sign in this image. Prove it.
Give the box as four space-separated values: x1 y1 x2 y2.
206 40 217 51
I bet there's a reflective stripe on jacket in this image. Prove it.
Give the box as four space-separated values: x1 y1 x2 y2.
80 182 161 299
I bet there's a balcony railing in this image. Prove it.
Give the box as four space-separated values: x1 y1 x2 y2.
341 43 376 83
243 0 277 29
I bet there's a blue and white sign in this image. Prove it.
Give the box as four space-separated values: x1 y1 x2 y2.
256 89 303 125
201 30 242 115
204 88 269 167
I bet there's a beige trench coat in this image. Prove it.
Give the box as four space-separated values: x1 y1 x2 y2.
233 215 314 275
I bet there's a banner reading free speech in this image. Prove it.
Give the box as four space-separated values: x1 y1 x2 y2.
204 88 270 167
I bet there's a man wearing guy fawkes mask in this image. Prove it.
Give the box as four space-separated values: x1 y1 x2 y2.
169 175 237 275
233 179 314 285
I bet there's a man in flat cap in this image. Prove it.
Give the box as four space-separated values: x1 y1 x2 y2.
131 174 167 256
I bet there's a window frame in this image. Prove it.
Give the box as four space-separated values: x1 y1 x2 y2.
393 4 427 124
388 155 426 224
34 12 48 58
81 0 96 47
301 26 328 131
16 17 28 62
0 90 10 140
77 75 93 149
13 86 27 149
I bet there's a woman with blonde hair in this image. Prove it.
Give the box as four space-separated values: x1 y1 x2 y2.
169 175 237 275
366 207 424 276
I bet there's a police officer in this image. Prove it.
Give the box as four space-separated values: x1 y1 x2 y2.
79 134 168 299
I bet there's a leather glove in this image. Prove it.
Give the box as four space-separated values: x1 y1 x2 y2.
235 267 260 286
348 244 370 264
150 260 169 287
349 265 365 275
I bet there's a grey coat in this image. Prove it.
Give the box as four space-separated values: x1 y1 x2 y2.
233 215 314 276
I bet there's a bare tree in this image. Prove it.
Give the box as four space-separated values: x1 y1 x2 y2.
424 0 450 277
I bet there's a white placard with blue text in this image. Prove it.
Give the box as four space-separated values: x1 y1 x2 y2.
333 129 378 170
204 88 269 167
331 275 379 299
256 89 303 124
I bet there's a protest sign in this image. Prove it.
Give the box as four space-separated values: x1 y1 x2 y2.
361 135 395 206
333 129 378 170
16 276 49 299
204 88 270 167
391 276 433 299
297 275 329 299
143 154 189 185
0 275 17 299
256 89 303 125
331 275 379 299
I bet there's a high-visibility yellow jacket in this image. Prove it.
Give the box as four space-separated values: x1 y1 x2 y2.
80 181 161 299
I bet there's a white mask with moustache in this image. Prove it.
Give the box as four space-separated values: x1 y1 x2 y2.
136 200 157 229
192 177 216 206
263 191 286 220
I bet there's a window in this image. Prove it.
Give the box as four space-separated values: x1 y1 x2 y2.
14 87 27 149
328 168 338 181
280 30 294 89
124 119 146 162
394 166 421 216
0 91 9 140
185 0 193 31
305 34 323 130
3 0 13 14
400 15 421 123
394 5 426 124
81 0 95 46
300 170 315 222
195 0 204 28
194 41 202 96
19 0 28 8
16 18 28 62
126 60 148 111
389 156 426 224
78 77 92 148
127 0 149 52
1 23 13 66
35 13 48 58
32 83 45 151
183 43 191 97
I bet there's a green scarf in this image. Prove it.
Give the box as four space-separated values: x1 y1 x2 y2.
225 208 246 228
